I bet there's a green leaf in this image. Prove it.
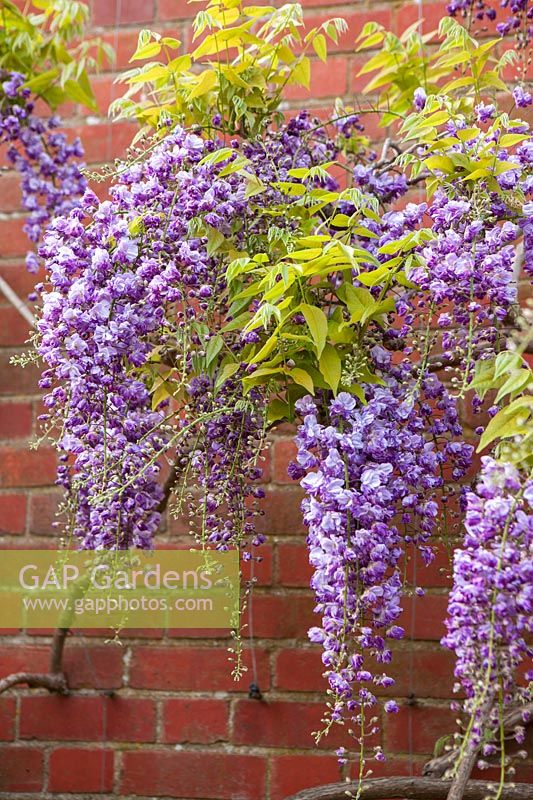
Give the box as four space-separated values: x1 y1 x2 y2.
188 68 217 99
64 78 96 110
312 33 327 62
300 304 328 358
206 226 225 256
24 68 59 94
495 368 532 403
244 173 266 198
251 333 278 364
494 351 522 380
215 361 240 391
477 407 529 452
424 155 455 173
130 41 162 62
205 335 223 368
357 264 391 287
499 133 530 148
289 367 314 395
292 56 311 88
319 344 342 394
267 398 290 424
340 285 374 322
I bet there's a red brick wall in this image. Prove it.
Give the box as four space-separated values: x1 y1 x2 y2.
0 1 531 798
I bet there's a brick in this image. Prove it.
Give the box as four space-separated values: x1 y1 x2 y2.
63 644 124 689
69 122 135 164
397 593 449 641
255 487 307 535
0 172 22 211
121 749 266 799
162 698 228 743
0 646 49 676
158 0 198 20
0 306 32 347
251 593 316 638
0 401 32 439
92 0 155 27
0 746 43 792
375 646 456 700
48 747 114 793
28 491 62 536
275 642 456 699
0 493 26 534
0 446 56 488
233 699 372 750
384 703 456 754
405 546 453 589
0 263 42 299
20 696 156 742
271 437 298 484
0 218 29 257
396 2 445 36
270 754 342 800
285 58 347 100
277 542 312 587
0 351 41 395
275 648 325 692
129 645 270 691
0 698 15 741
85 74 116 117
241 543 273 586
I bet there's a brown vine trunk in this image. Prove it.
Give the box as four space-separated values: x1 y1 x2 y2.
286 777 533 800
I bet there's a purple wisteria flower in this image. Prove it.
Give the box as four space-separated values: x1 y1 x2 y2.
443 457 532 751
0 70 86 271
290 363 472 755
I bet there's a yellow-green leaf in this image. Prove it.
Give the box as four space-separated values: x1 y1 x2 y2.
130 41 162 62
301 304 328 358
188 69 217 99
289 367 314 395
313 33 327 63
319 343 342 394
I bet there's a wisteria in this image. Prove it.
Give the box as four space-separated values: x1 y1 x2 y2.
0 70 86 272
37 127 250 548
36 114 339 551
442 458 533 761
447 0 533 46
27 0 533 788
290 361 473 754
172 372 267 553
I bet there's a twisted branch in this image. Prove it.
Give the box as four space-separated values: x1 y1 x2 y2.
0 627 69 695
286 777 533 800
424 702 533 779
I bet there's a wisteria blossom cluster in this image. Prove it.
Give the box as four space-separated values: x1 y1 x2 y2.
172 372 267 552
37 114 342 551
290 359 473 752
352 120 532 385
0 71 86 272
37 127 247 548
443 458 533 755
447 0 533 46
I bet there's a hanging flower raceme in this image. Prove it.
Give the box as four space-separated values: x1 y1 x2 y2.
371 127 531 390
171 372 267 553
442 457 533 758
37 115 336 551
37 127 251 549
447 0 532 47
0 71 86 272
290 360 473 760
